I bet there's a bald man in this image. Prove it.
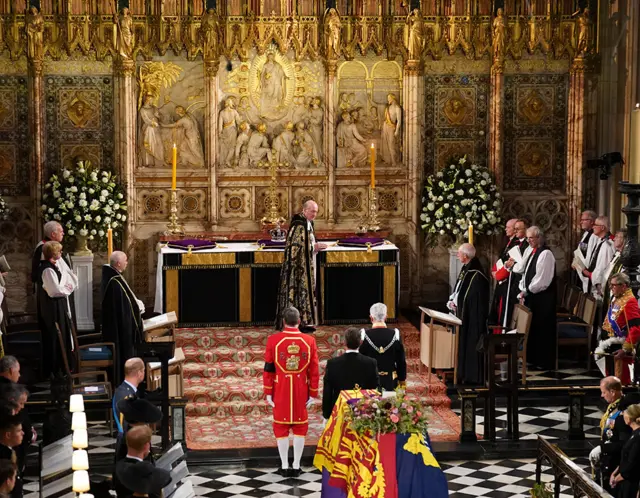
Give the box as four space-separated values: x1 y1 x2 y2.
101 251 144 384
275 200 327 332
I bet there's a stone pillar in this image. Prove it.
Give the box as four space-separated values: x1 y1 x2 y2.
71 254 95 331
566 57 586 247
205 60 219 227
114 58 137 246
403 59 424 302
489 61 504 186
325 60 337 226
29 60 45 240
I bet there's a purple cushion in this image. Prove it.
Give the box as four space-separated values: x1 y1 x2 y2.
167 239 217 251
337 237 385 248
257 239 286 248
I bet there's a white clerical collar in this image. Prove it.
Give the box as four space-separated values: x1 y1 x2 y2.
126 455 143 462
345 349 359 354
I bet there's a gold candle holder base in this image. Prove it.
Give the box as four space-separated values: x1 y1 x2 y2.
165 189 184 235
365 186 380 232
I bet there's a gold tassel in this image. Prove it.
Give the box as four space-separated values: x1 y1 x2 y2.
366 243 372 254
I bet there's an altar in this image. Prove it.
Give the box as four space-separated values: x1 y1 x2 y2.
154 241 399 327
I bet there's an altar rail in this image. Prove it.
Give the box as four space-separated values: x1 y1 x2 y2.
536 438 612 498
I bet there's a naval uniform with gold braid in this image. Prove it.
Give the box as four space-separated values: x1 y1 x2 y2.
263 326 319 438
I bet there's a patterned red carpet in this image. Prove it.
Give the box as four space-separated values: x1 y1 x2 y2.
176 320 461 450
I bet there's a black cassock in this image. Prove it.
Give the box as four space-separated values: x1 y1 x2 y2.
101 265 143 385
37 260 75 377
455 257 489 385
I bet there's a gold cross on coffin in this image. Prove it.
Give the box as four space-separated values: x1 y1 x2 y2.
257 154 291 226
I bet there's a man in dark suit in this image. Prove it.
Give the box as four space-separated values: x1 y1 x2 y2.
114 425 170 498
0 357 20 385
0 459 17 498
0 415 23 498
359 303 407 392
113 358 146 434
322 327 379 420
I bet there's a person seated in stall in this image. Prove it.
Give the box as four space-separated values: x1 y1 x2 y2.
0 459 17 498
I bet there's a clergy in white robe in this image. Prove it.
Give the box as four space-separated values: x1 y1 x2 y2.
584 216 616 300
575 210 598 293
518 226 557 370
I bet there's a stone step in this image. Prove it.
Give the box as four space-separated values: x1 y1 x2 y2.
182 358 425 380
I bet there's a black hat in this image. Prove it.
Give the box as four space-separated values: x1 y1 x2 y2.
117 397 163 424
115 460 171 495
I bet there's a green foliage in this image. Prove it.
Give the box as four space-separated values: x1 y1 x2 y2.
347 392 429 435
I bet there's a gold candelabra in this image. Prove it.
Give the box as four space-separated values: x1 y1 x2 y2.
356 185 381 233
166 189 184 234
258 154 291 226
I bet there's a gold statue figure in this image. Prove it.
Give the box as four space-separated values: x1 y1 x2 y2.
200 8 219 61
406 8 424 61
492 8 505 61
324 8 341 58
574 7 591 56
115 7 133 59
519 149 549 177
26 6 44 62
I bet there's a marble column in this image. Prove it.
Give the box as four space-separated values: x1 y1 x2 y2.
114 58 137 247
566 57 586 246
325 60 337 226
489 61 504 187
29 60 45 240
205 60 219 227
403 59 424 302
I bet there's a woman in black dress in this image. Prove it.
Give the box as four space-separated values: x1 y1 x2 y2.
610 404 640 497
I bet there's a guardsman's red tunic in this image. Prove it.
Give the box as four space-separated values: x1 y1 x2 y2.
263 326 319 437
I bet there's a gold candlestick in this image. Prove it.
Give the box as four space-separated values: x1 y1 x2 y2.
258 154 290 226
166 188 184 234
366 185 380 232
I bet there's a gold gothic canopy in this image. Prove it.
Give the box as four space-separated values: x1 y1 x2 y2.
9 1 590 64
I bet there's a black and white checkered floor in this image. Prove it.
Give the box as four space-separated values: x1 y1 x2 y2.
23 457 591 498
452 405 604 440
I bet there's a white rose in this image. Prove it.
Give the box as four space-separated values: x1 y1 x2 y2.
114 204 120 210
427 202 435 211
459 179 464 184
436 172 443 178
79 229 88 236
104 217 111 224
79 192 86 199
469 188 475 194
117 193 123 199
437 196 443 201
121 215 127 222
89 235 94 240
53 191 60 198
99 196 106 203
91 229 97 235
111 221 118 228
440 229 445 235
68 229 74 235
98 230 105 237
62 170 70 178
444 203 449 208
79 199 87 207
89 188 95 194
68 177 74 183
94 215 101 222
48 207 54 214
116 213 122 220
41 205 46 211
90 173 98 181
456 189 464 196
53 214 60 220
465 169 472 177
71 186 78 193
472 165 477 170
102 178 108 183
480 180 487 186
435 220 443 228
420 213 427 221
453 228 459 234
101 190 109 197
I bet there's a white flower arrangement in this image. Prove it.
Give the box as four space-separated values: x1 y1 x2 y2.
41 161 127 245
421 157 503 247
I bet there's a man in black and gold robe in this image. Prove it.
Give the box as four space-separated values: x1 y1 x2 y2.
447 243 489 385
275 200 327 331
101 251 144 385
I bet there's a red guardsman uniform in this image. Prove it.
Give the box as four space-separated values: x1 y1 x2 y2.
602 288 640 384
263 326 319 438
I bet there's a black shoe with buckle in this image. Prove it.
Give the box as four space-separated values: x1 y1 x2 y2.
289 468 302 478
277 467 290 477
